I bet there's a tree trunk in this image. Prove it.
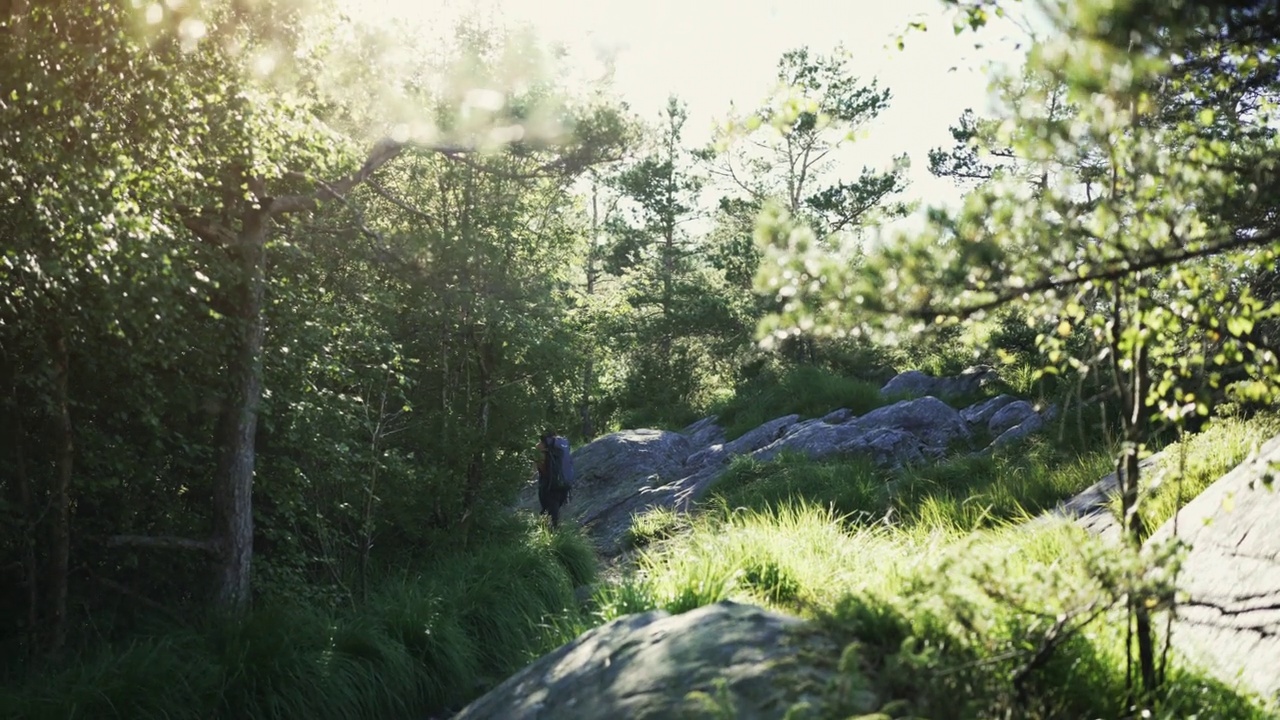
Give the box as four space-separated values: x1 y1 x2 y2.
211 207 268 610
461 332 494 521
580 184 600 440
46 324 73 654
3 360 40 654
1127 299 1158 697
1111 279 1158 700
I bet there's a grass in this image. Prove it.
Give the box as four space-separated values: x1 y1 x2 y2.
1113 412 1280 542
591 412 1279 718
709 438 1116 533
711 365 888 441
622 506 688 550
0 520 598 720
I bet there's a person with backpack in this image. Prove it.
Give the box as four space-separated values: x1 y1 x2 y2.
536 428 574 527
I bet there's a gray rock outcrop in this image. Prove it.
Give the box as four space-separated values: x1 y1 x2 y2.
1049 451 1166 541
521 368 1056 555
1147 433 1280 704
880 364 999 399
450 601 843 720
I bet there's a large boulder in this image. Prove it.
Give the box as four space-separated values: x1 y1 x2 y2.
880 364 999 400
518 429 692 550
752 396 969 466
681 415 725 455
1146 433 1280 703
450 601 844 720
960 393 1018 427
529 373 1051 556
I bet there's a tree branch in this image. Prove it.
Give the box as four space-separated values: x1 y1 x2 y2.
909 226 1280 320
366 178 438 225
273 137 415 215
181 213 236 246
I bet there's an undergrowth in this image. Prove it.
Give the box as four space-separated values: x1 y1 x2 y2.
594 411 1278 718
0 521 597 720
1114 411 1280 542
711 365 887 441
709 438 1115 532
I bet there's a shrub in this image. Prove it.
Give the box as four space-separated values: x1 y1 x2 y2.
0 515 593 720
713 365 887 441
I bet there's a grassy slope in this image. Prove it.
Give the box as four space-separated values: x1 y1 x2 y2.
603 411 1280 719
0 522 598 720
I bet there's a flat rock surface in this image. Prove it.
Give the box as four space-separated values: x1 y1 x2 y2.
1147 433 1280 705
450 601 840 720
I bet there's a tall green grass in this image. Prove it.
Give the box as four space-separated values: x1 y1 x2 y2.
600 509 1269 718
710 439 1115 532
711 365 887 441
594 415 1276 718
0 521 598 720
1116 412 1280 542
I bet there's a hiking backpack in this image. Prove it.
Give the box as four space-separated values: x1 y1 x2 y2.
545 436 574 492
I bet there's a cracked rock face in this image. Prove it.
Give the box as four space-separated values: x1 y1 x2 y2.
1147 433 1280 704
450 601 842 720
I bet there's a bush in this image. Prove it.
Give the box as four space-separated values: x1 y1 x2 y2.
0 516 596 720
712 365 887 441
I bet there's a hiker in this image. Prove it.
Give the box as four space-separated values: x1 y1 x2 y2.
536 428 574 527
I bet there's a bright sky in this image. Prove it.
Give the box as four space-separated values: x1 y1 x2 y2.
347 0 1036 218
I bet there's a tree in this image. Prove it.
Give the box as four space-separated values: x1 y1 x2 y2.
707 46 911 238
756 0 1280 707
601 98 751 422
706 46 911 365
0 0 629 623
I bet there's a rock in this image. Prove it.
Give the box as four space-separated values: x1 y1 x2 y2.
985 413 1044 453
450 601 843 720
518 429 691 552
822 407 855 424
752 419 923 468
1044 450 1166 542
538 382 1049 556
839 427 929 468
987 400 1037 435
753 397 967 467
1146 433 1280 702
681 416 725 455
960 394 1019 427
855 396 972 458
724 414 801 456
880 365 999 401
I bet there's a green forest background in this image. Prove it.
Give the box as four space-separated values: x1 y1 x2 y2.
3 0 1280 717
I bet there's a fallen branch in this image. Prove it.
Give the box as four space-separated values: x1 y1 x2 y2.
107 535 220 554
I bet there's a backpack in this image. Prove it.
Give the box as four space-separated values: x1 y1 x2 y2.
545 436 574 492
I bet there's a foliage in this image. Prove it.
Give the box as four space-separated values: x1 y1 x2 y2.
710 430 1115 531
0 518 594 720
598 413 1279 717
753 0 1280 703
712 365 888 441
1112 412 1280 542
595 98 755 430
